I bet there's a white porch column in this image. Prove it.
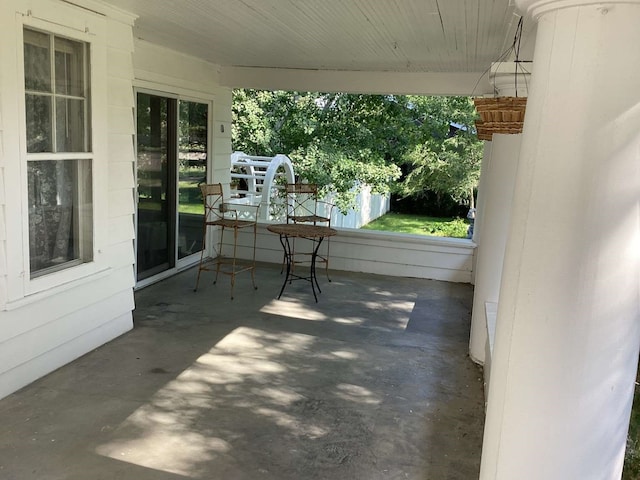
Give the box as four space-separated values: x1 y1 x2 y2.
470 141 492 286
469 64 530 365
481 1 640 479
469 134 521 366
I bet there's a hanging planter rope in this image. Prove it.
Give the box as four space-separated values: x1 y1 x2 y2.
472 17 529 141
474 96 527 141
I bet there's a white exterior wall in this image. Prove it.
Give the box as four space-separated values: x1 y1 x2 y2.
0 0 137 400
0 0 234 400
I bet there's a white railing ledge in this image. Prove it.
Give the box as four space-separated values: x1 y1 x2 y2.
331 227 477 249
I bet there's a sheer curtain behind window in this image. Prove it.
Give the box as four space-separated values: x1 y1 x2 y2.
23 28 92 277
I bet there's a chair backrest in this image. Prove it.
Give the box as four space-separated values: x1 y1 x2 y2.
285 183 329 224
286 183 318 196
200 183 260 224
200 183 224 223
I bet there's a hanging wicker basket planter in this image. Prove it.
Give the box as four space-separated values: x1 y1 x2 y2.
473 97 527 141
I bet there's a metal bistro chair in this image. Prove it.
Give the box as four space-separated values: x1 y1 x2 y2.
284 183 335 281
194 183 259 299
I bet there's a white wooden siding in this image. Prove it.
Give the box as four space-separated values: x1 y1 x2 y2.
0 50 6 307
0 0 24 305
0 0 137 401
108 215 135 245
213 93 234 181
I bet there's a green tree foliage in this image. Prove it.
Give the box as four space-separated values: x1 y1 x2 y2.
232 89 482 214
399 96 483 206
292 144 401 214
233 89 318 155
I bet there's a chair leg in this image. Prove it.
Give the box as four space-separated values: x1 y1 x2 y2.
251 222 258 290
213 225 224 285
230 259 236 300
229 226 239 300
293 238 298 276
324 236 331 282
194 221 208 292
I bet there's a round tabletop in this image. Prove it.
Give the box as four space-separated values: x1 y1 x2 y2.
267 223 337 238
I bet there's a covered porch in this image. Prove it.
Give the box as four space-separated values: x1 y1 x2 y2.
1 0 639 478
0 265 483 479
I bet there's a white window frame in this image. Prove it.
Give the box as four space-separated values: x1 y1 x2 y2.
24 28 92 278
15 11 109 299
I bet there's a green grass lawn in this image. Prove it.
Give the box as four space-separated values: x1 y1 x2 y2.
361 212 469 238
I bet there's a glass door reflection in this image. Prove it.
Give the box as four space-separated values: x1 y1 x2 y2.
136 93 176 281
178 101 208 260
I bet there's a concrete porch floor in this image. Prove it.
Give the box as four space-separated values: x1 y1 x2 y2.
0 264 484 480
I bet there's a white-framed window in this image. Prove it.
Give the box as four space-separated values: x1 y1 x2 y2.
23 27 93 278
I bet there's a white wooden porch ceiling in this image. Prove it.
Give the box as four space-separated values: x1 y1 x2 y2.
99 0 525 74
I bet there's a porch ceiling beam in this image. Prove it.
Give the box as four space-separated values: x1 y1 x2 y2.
220 66 492 96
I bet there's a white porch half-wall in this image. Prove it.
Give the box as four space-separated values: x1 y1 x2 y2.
214 225 475 284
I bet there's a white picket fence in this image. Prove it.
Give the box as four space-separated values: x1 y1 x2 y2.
229 151 389 228
326 185 390 229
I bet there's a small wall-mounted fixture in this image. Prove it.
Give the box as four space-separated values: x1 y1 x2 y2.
220 124 225 133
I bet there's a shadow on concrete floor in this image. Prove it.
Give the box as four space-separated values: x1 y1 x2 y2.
0 264 484 480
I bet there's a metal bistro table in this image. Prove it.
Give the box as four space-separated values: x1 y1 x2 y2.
267 223 337 302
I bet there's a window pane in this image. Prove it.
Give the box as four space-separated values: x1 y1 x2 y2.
55 37 85 97
56 98 86 152
178 101 208 259
28 159 93 276
136 94 173 278
24 29 91 155
24 29 51 92
23 30 93 278
26 94 53 153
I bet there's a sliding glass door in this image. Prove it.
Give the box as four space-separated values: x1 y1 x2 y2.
177 101 208 260
136 93 175 280
136 91 209 283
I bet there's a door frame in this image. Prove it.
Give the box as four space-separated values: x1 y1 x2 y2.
134 86 214 289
